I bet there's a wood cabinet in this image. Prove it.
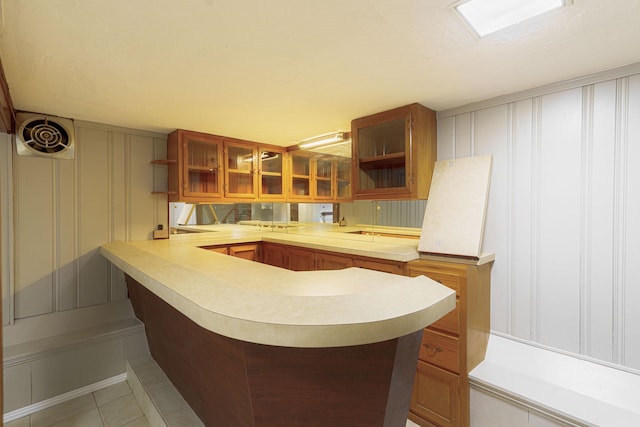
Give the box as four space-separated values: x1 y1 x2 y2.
169 129 289 203
258 146 286 200
167 128 353 203
168 129 224 202
261 242 287 268
202 243 261 262
261 243 317 271
353 258 405 275
261 242 404 275
315 251 353 270
224 139 257 199
351 103 437 200
228 244 260 261
287 246 317 271
405 259 492 427
335 156 352 200
289 151 313 200
288 151 352 201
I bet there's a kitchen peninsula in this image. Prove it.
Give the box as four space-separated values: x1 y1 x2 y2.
100 227 457 426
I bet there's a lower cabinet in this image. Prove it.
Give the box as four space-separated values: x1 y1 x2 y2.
412 361 461 427
228 244 260 261
406 259 492 427
202 243 261 261
316 251 353 270
262 242 287 268
202 241 492 427
287 246 316 271
261 242 404 275
353 258 406 275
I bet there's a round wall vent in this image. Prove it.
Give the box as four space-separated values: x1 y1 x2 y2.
16 113 75 159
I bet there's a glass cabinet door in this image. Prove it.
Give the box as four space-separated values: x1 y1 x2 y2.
183 133 223 199
352 103 436 200
290 152 311 199
315 157 333 199
225 141 257 198
356 115 409 192
336 157 352 200
258 147 285 200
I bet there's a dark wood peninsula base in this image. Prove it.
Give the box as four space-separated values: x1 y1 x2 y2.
126 275 423 426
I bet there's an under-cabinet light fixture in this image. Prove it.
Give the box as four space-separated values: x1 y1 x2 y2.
455 0 567 37
299 132 348 149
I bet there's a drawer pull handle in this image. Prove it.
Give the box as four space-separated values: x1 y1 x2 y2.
423 342 443 356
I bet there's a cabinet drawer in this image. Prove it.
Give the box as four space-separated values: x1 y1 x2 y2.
407 267 461 296
419 329 459 373
429 298 460 335
423 271 461 296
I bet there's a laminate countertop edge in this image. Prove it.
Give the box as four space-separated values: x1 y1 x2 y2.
99 239 456 348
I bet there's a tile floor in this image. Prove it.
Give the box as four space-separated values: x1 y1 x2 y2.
5 381 148 427
5 355 422 427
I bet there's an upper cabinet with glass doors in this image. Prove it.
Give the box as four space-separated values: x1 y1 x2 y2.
224 139 257 199
287 151 351 201
167 128 353 203
168 129 224 202
258 146 286 201
351 103 436 200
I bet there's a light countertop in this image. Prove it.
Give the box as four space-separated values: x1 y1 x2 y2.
100 226 456 347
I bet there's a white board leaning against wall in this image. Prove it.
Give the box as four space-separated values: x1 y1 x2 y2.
418 155 492 259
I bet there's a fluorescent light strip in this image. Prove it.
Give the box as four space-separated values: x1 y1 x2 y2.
299 132 346 149
456 0 565 37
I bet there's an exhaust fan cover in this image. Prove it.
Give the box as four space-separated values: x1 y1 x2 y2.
16 113 75 159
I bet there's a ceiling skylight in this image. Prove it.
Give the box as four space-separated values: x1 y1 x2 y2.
456 0 567 37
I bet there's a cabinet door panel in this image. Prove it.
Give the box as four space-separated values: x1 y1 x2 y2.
411 361 460 427
287 247 315 271
205 246 229 255
229 244 260 261
353 258 404 275
262 243 287 269
352 103 436 200
225 141 257 199
169 130 224 202
258 147 285 200
316 252 353 270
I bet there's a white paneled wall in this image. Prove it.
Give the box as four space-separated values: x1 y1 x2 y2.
438 73 640 369
8 122 167 321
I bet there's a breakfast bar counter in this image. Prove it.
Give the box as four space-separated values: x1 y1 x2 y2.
100 232 455 426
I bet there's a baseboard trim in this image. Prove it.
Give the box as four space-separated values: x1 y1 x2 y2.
3 373 127 423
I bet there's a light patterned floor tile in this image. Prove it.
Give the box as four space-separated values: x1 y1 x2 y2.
121 417 151 427
49 408 104 427
99 393 144 427
5 416 30 427
94 381 133 406
31 394 97 427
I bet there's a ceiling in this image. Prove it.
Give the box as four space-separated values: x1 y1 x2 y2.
1 0 640 146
